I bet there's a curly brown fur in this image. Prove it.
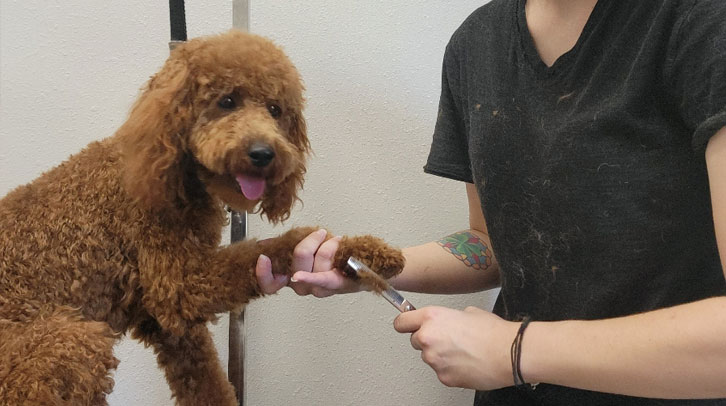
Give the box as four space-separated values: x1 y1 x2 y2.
0 305 118 406
0 30 403 406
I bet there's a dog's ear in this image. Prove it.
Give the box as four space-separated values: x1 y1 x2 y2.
290 112 310 153
117 58 194 211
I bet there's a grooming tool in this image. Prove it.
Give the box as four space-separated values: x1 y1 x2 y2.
344 257 416 312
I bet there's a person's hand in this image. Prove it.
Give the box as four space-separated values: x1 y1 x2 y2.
394 306 519 390
255 229 365 297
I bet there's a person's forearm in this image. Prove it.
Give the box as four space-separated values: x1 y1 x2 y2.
389 229 500 294
522 296 726 398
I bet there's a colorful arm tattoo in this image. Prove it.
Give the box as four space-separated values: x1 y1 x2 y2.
437 231 493 270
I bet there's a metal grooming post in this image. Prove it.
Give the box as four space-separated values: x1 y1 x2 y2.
167 2 249 403
227 210 247 405
167 1 247 404
229 4 250 406
168 0 187 50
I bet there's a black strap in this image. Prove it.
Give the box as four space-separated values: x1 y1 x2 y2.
511 316 538 391
169 0 187 42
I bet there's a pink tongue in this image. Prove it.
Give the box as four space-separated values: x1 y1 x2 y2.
235 175 266 200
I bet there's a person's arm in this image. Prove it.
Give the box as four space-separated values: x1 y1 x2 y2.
390 183 500 293
395 127 726 398
255 183 500 296
518 126 726 398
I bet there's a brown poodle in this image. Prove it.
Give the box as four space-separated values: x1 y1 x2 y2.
0 30 404 406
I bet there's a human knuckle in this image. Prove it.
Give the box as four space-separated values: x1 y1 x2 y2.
311 288 327 298
292 245 313 260
417 331 432 348
422 307 439 320
438 372 457 388
421 350 434 365
291 285 309 296
317 248 335 261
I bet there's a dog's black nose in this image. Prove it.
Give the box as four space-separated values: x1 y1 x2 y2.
248 143 275 167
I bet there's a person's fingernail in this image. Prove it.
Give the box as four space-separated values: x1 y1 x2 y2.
333 235 343 241
290 277 298 283
258 254 270 264
317 229 327 237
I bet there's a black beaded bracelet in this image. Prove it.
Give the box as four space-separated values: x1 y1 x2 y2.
510 316 537 391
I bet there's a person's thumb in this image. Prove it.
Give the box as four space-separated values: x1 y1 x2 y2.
255 254 289 294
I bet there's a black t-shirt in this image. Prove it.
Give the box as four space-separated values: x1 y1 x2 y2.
424 0 726 404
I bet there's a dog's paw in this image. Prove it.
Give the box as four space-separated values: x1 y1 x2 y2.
333 235 405 280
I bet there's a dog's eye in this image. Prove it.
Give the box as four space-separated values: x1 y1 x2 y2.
217 95 236 110
267 103 282 118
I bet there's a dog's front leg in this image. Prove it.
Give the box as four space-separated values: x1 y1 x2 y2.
134 226 403 403
138 227 321 335
139 226 404 334
194 226 406 315
132 320 238 406
190 226 322 315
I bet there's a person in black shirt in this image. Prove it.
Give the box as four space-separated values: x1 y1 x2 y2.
257 1 726 404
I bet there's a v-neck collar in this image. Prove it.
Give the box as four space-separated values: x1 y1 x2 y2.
516 0 612 77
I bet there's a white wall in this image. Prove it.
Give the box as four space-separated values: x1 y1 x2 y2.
1 1 495 405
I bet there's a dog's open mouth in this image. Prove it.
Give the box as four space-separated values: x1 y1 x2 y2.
235 174 266 200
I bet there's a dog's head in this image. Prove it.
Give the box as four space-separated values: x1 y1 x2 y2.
117 30 308 223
